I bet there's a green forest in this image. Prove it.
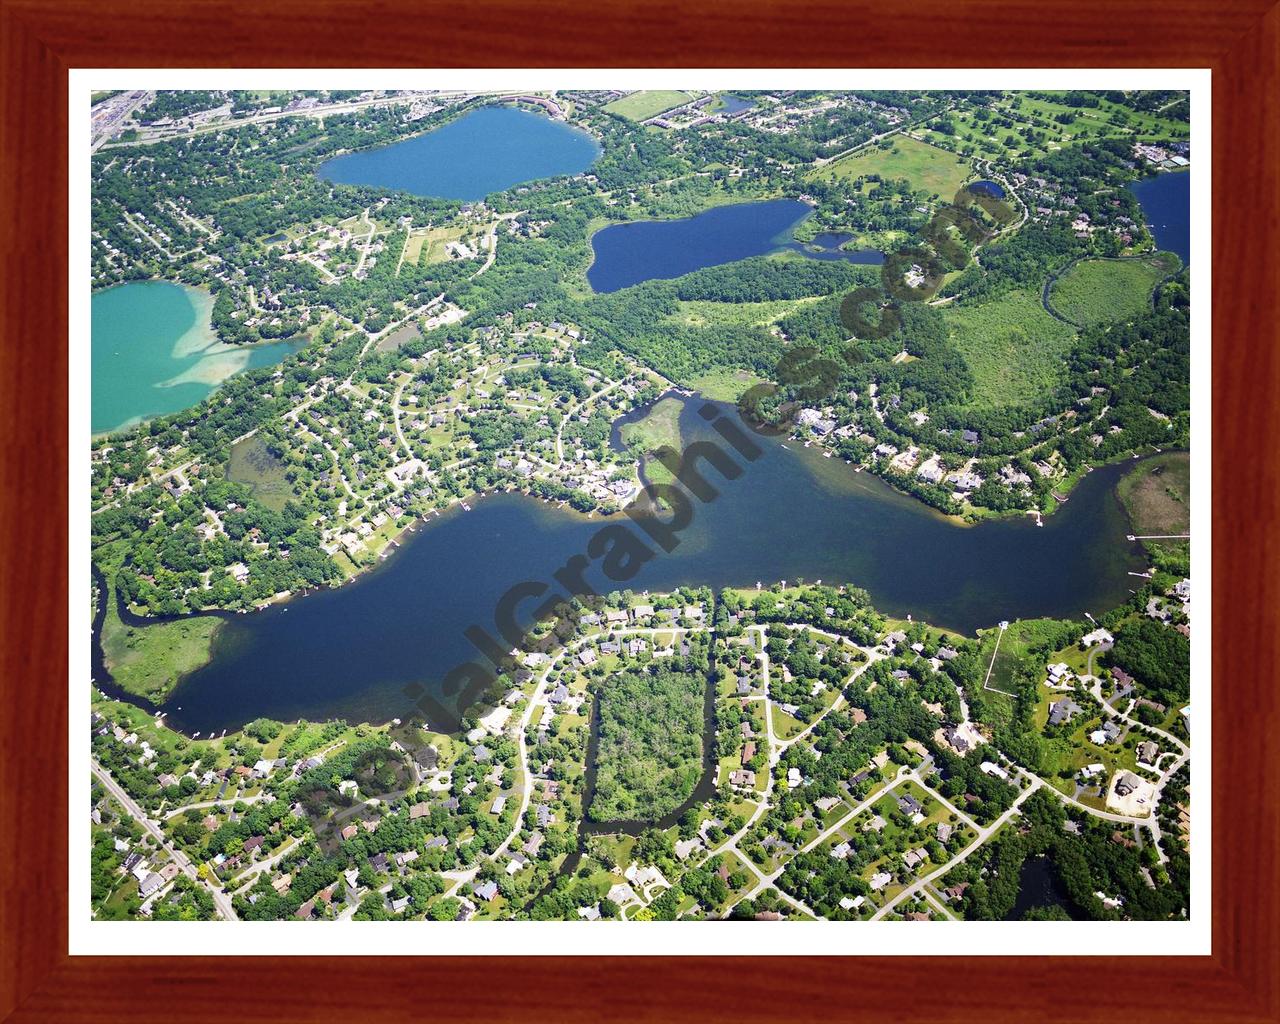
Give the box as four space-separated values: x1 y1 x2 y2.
589 662 709 823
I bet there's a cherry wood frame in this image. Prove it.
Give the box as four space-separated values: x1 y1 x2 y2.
2 1 1277 1020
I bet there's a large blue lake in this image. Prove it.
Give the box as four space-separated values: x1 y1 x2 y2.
1129 169 1190 264
316 106 600 201
97 398 1148 735
588 198 884 293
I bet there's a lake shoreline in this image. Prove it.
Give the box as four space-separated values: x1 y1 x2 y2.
91 279 307 437
586 197 883 293
92 415 1154 737
316 105 602 202
96 392 1171 682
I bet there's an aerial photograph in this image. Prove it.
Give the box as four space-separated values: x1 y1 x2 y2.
87 86 1193 926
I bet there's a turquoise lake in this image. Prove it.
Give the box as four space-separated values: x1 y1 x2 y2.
316 106 601 201
91 281 301 435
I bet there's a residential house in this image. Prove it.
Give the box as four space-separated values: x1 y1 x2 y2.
902 847 929 870
1048 698 1083 727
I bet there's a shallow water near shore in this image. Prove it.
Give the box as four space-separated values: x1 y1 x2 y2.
92 281 301 434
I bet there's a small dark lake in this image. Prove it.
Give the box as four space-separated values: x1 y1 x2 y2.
316 106 600 201
970 179 1006 199
1007 855 1079 920
717 95 754 115
95 397 1148 736
779 229 885 265
1129 170 1190 265
587 199 882 293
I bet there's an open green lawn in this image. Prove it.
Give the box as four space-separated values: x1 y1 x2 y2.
1011 94 1190 146
916 111 1041 163
943 288 1078 409
671 297 814 330
94 543 221 702
97 874 140 919
603 91 702 122
410 224 468 266
913 93 1188 166
1047 252 1180 327
975 617 1081 721
770 705 806 742
1117 451 1191 538
813 135 974 200
983 618 1078 664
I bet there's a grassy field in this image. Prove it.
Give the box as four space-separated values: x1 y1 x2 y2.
814 135 974 200
100 593 221 701
603 91 701 122
943 288 1078 409
619 396 684 485
226 435 294 511
671 297 816 330
915 93 1189 165
1047 252 1180 327
975 617 1078 726
688 367 768 402
1011 94 1189 147
409 225 468 266
402 230 430 265
1117 451 1191 538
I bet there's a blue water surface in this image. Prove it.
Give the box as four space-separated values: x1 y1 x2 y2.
588 199 882 293
1129 170 1190 264
317 106 600 201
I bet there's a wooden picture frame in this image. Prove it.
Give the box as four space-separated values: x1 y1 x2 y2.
2 1 1275 1019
